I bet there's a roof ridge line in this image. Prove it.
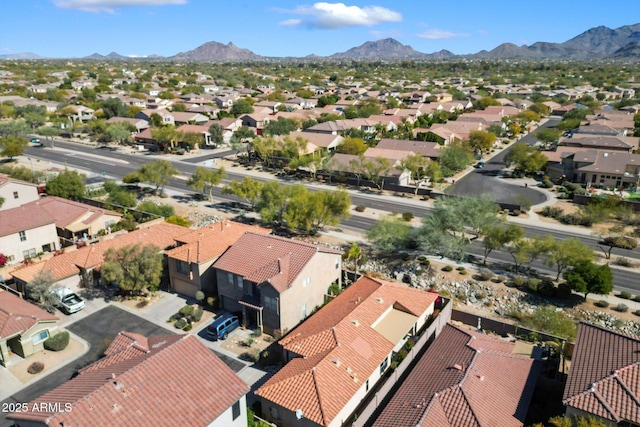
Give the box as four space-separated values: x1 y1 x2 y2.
590 386 621 423
611 365 640 409
311 367 328 426
458 385 482 426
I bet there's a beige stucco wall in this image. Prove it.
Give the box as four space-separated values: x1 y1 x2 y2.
0 181 39 211
207 395 247 427
0 320 58 366
169 257 216 298
0 223 58 264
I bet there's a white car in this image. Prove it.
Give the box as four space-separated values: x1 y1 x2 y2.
51 287 85 314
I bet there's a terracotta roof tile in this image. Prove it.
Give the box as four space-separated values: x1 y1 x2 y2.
213 232 340 293
0 290 58 338
563 322 640 423
22 196 121 229
257 276 438 426
8 333 248 427
0 203 56 237
373 324 539 427
167 221 270 263
11 222 186 283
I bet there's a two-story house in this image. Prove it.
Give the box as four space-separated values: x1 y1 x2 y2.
0 204 58 264
0 176 39 211
213 233 342 335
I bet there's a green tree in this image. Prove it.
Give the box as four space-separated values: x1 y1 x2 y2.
105 122 132 144
472 96 501 110
0 119 29 137
519 305 577 341
438 141 475 176
424 160 443 184
137 200 175 218
367 214 413 253
208 123 224 147
546 238 595 280
256 180 294 225
138 160 178 195
100 97 129 119
503 142 547 174
418 196 501 261
482 223 525 266
230 98 254 116
187 166 227 202
362 157 391 191
263 117 297 136
345 242 362 279
38 126 61 147
564 260 613 300
222 177 264 210
469 130 497 152
101 244 163 294
151 125 178 151
336 137 367 155
0 135 28 159
26 271 59 314
534 128 561 145
401 153 430 196
45 169 86 199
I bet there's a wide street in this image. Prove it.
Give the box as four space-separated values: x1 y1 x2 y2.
20 136 640 292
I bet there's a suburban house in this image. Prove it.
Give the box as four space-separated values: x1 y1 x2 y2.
0 176 39 211
64 105 95 123
176 123 212 147
375 138 440 160
135 109 175 126
213 232 342 335
7 332 249 427
286 131 344 152
558 135 639 152
0 290 58 367
105 117 149 133
166 221 270 298
325 152 411 187
562 322 640 426
545 149 640 190
25 196 122 245
171 111 209 126
240 113 272 134
0 203 58 265
256 276 440 427
11 222 185 293
372 323 540 427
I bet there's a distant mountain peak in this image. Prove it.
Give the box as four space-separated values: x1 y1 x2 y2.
172 40 261 61
330 38 427 59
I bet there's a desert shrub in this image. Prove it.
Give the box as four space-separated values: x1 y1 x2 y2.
44 331 70 352
190 306 204 322
355 204 366 212
402 212 414 222
537 278 556 296
136 299 148 308
178 305 194 317
183 323 193 331
604 236 638 250
243 338 254 347
28 362 45 374
618 291 632 300
594 300 610 308
496 275 507 283
241 349 260 363
195 291 205 302
475 291 487 300
512 209 521 216
613 257 636 268
634 309 640 317
456 266 465 271
615 303 629 313
541 179 554 188
556 282 572 299
441 265 453 272
633 295 640 303
478 269 495 281
527 278 540 292
174 318 188 329
560 213 593 226
512 276 526 287
458 269 467 275
540 206 564 219
111 218 138 232
251 329 262 338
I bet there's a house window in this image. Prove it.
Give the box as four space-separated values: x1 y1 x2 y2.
335 259 339 269
303 277 310 287
301 304 307 318
366 379 370 392
19 231 26 241
176 260 189 275
380 356 389 374
13 191 19 199
42 243 52 253
31 330 49 345
23 248 36 259
227 272 234 285
8 255 15 263
264 296 278 312
237 276 244 290
232 401 241 420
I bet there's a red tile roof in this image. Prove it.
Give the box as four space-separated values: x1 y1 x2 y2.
7 333 248 427
0 290 58 338
256 276 438 426
11 222 186 283
0 203 56 237
213 232 341 293
372 323 539 427
167 220 270 263
563 322 640 423
23 196 122 229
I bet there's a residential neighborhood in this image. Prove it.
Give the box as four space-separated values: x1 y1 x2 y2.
2 21 640 427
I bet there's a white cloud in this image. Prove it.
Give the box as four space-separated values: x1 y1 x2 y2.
52 0 187 13
417 29 467 40
279 2 402 29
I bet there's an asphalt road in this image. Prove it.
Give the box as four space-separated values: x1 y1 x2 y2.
21 138 640 292
445 118 561 205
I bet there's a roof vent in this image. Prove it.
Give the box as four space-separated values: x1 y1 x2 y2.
332 358 341 367
475 373 484 381
376 296 384 304
452 364 464 371
351 319 360 327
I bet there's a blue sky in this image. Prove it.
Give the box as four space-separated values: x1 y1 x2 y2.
1 0 638 58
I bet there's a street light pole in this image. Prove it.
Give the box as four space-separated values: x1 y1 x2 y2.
27 157 35 181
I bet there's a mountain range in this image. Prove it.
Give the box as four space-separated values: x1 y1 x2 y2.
4 23 640 61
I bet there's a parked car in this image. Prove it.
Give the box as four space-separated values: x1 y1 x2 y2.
474 161 486 169
206 313 239 340
30 138 40 143
51 287 85 314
